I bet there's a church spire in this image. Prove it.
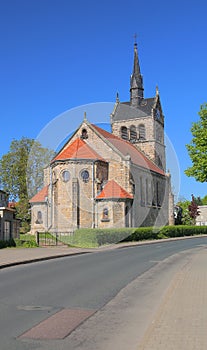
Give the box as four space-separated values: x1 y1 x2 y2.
130 39 144 107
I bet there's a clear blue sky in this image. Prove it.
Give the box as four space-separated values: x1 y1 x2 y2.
0 0 207 201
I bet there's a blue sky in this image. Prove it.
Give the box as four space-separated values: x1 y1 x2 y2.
0 0 207 201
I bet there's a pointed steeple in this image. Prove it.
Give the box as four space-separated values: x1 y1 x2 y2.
130 40 144 107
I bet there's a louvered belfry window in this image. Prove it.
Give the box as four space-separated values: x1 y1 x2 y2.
139 124 146 140
130 125 137 141
120 126 128 140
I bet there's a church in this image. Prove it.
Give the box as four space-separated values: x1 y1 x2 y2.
30 42 174 234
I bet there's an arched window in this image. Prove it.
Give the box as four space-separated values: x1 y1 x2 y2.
130 125 137 142
62 170 70 182
101 207 110 222
81 128 88 139
138 124 146 140
120 126 128 140
36 211 43 224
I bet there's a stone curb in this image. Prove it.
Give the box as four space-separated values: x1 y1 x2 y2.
0 251 92 270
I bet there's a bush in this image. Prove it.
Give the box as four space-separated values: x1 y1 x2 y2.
15 234 38 248
63 228 135 248
122 225 207 242
95 228 135 246
0 238 16 249
122 227 158 242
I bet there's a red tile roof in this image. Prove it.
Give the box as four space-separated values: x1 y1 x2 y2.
30 185 48 203
52 138 105 162
92 124 165 175
96 180 133 199
8 202 16 209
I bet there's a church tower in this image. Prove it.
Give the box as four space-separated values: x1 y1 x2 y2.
111 41 166 171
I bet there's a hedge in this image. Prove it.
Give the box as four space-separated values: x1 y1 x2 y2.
122 225 207 241
68 225 207 248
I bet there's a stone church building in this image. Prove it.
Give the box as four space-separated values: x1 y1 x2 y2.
30 43 174 234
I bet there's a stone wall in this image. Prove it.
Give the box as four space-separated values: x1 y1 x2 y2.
112 117 166 171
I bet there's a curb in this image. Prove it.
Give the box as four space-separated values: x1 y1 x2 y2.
0 251 92 270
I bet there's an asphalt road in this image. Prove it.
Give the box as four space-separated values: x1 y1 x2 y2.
1 237 207 350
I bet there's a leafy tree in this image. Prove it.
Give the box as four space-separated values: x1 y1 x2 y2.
194 196 203 206
185 103 207 182
201 195 207 205
188 194 200 225
176 199 192 225
0 137 54 233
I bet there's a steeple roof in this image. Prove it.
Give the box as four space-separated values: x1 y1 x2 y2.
130 42 144 106
132 42 141 77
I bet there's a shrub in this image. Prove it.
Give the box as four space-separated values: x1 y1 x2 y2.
63 228 135 248
122 225 207 242
15 234 38 248
0 238 16 249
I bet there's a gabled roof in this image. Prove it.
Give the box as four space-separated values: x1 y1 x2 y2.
92 124 165 175
30 185 48 203
52 137 105 162
96 180 133 199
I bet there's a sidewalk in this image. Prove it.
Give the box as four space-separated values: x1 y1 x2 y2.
137 247 207 350
0 246 93 269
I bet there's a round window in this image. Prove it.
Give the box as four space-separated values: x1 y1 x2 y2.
80 169 89 182
62 170 70 182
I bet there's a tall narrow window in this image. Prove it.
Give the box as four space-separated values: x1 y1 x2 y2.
146 178 150 205
156 181 160 207
138 124 146 140
101 207 110 222
120 126 128 140
140 177 145 206
36 211 43 224
130 125 137 142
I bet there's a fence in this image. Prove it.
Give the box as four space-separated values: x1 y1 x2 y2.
36 231 74 247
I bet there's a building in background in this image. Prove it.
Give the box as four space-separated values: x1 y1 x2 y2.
0 190 20 240
196 206 207 226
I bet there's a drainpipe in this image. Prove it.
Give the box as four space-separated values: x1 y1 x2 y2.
92 161 95 228
48 166 53 232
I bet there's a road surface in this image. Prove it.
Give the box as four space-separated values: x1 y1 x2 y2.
0 237 206 349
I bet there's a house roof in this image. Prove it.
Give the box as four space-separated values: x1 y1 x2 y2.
96 179 133 199
30 185 49 203
92 124 165 175
52 137 105 162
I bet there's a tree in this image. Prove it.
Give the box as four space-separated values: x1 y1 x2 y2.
185 103 207 182
201 195 207 205
176 199 192 225
188 194 200 225
0 137 54 233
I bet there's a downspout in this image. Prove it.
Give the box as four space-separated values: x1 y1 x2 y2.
47 166 53 232
92 161 95 228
